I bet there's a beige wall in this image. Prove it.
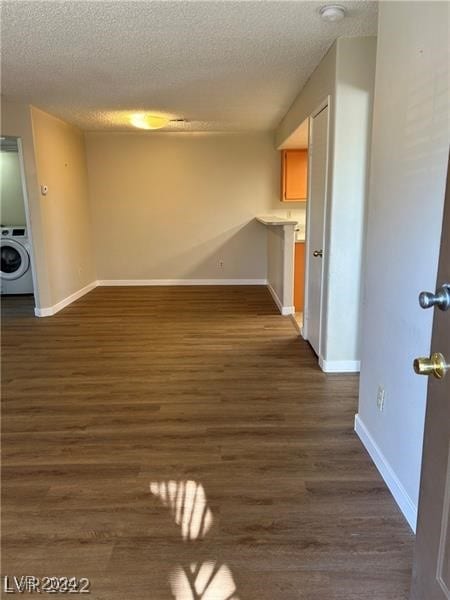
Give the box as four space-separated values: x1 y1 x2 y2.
31 107 96 303
85 132 284 281
0 151 26 225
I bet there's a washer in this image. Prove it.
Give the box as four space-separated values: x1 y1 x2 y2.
0 226 34 294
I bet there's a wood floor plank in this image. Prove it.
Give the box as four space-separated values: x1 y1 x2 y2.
1 287 414 599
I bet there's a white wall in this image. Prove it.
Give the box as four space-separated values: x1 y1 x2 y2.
0 151 26 225
267 227 284 302
266 224 296 314
85 132 299 282
276 37 376 370
323 37 377 364
356 1 449 530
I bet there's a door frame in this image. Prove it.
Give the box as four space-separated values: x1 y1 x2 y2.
302 96 331 359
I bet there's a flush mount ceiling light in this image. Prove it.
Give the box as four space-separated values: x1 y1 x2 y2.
319 4 346 22
130 113 170 130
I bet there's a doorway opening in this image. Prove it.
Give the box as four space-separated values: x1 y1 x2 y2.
278 117 310 332
0 135 36 310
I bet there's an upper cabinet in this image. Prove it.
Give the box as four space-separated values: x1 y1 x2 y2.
281 149 308 202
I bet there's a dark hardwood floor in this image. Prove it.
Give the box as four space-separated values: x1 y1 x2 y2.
1 286 414 599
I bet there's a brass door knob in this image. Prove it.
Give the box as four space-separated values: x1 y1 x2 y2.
413 352 448 379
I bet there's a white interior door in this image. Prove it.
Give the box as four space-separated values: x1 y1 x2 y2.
305 102 329 356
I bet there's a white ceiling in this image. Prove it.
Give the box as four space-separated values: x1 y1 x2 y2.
1 1 378 132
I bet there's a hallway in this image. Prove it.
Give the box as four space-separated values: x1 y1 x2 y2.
1 286 413 599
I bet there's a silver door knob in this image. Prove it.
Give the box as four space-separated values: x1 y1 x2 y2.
419 284 450 310
313 250 323 258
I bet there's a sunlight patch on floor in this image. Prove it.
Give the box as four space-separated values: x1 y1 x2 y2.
169 561 240 600
150 480 241 598
150 480 213 541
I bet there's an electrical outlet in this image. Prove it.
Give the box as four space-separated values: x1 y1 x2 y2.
376 385 385 412
287 210 292 218
218 260 224 268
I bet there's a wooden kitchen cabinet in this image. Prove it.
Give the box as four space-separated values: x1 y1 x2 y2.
294 241 305 312
281 149 308 201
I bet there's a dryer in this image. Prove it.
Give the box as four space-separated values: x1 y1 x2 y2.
0 226 34 294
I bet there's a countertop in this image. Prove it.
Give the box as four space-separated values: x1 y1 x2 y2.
256 216 305 242
256 215 299 226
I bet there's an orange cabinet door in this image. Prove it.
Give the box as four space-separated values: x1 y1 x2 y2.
282 149 308 201
294 242 305 312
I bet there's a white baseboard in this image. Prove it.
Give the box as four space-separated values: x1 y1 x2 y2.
34 279 268 316
319 357 361 373
97 279 267 286
267 284 294 316
354 414 417 532
34 281 98 317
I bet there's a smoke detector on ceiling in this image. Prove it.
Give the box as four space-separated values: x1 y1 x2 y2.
319 5 346 22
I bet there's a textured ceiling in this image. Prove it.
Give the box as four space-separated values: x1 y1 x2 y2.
1 1 378 132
